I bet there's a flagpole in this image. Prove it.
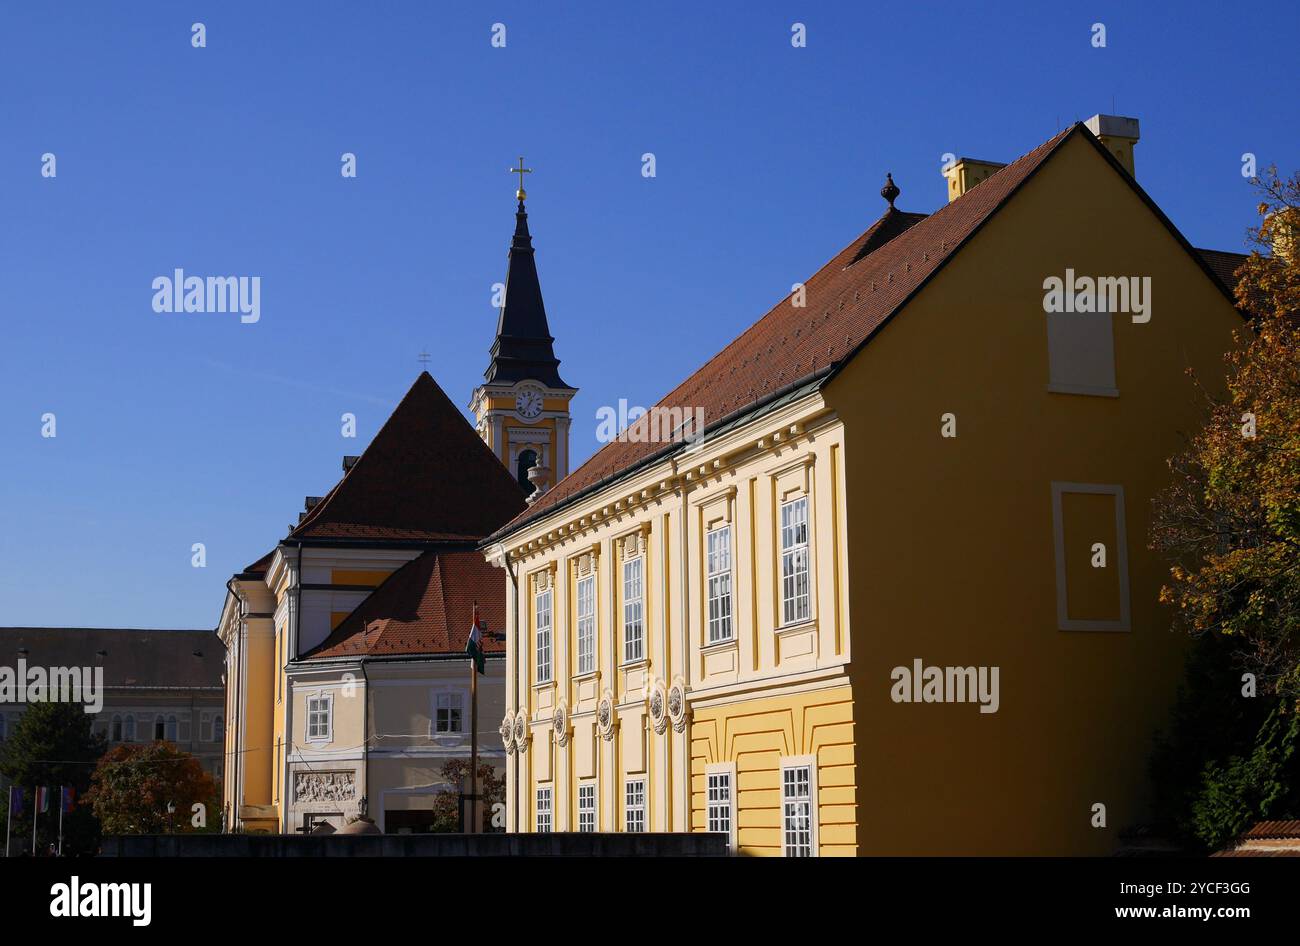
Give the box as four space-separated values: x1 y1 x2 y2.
470 602 479 834
58 787 65 857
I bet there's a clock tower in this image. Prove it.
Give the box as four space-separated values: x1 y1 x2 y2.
469 160 577 499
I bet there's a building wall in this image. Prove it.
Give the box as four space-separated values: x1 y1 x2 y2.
828 132 1243 854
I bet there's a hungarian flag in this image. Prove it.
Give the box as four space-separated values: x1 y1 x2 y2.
465 603 486 675
8 787 22 817
60 786 76 813
35 786 50 814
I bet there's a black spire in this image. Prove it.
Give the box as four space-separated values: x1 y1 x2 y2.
483 197 569 388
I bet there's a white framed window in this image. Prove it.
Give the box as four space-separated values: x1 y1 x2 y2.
706 764 736 851
536 786 552 833
306 693 332 743
201 712 213 743
434 691 465 734
578 781 596 833
625 778 646 832
111 714 123 742
179 713 191 743
153 715 165 741
706 525 734 643
124 714 136 742
781 757 817 857
576 574 596 675
623 557 644 663
165 715 178 742
213 715 224 742
780 497 811 625
535 588 553 684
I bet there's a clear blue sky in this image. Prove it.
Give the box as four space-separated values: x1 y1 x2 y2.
1 1 1293 629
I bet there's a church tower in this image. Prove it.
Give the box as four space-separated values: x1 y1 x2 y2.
469 159 577 499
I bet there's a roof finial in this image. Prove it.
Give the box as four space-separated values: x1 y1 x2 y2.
510 155 532 204
881 172 900 210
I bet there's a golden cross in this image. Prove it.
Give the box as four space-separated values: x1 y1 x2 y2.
509 156 532 199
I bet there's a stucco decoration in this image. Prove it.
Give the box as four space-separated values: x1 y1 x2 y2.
500 711 515 753
668 678 690 734
513 714 529 749
597 691 616 741
553 701 569 747
294 771 356 803
648 681 669 735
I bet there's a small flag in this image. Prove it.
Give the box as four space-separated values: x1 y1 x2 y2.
465 603 486 675
61 786 76 813
35 786 50 814
7 786 22 817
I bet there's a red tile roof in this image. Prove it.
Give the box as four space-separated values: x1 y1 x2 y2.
292 372 527 542
490 125 1079 539
302 550 506 659
1196 248 1248 296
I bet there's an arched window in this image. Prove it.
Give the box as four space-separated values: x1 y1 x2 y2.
111 715 123 742
517 449 538 491
214 715 224 742
125 715 136 741
165 715 178 741
154 715 165 740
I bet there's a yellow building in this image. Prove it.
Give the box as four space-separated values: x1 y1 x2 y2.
220 193 574 833
483 116 1248 855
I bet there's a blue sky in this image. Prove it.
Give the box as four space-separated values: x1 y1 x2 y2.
0 1 1294 629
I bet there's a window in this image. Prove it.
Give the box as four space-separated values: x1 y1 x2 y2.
623 557 644 663
213 715 224 742
576 574 596 675
201 712 213 743
1051 482 1131 632
434 691 465 734
707 525 734 643
517 449 539 492
124 714 136 742
625 778 646 832
154 715 165 741
111 714 123 742
780 497 811 625
535 588 553 684
1046 303 1117 397
165 715 178 742
707 769 734 847
536 787 552 833
307 694 332 742
578 782 596 833
782 763 815 857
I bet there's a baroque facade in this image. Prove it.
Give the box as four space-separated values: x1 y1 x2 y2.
485 117 1249 855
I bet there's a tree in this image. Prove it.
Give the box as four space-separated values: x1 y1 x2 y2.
83 742 219 835
427 758 506 833
0 700 104 856
1149 166 1300 848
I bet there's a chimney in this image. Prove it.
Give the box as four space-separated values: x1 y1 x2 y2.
342 455 360 472
942 158 1007 203
1084 114 1140 177
304 496 323 512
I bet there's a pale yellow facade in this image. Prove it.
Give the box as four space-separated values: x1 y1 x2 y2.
488 126 1245 855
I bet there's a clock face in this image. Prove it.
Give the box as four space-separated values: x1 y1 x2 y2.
515 389 543 419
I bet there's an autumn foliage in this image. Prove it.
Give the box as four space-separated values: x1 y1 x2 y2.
83 742 219 835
